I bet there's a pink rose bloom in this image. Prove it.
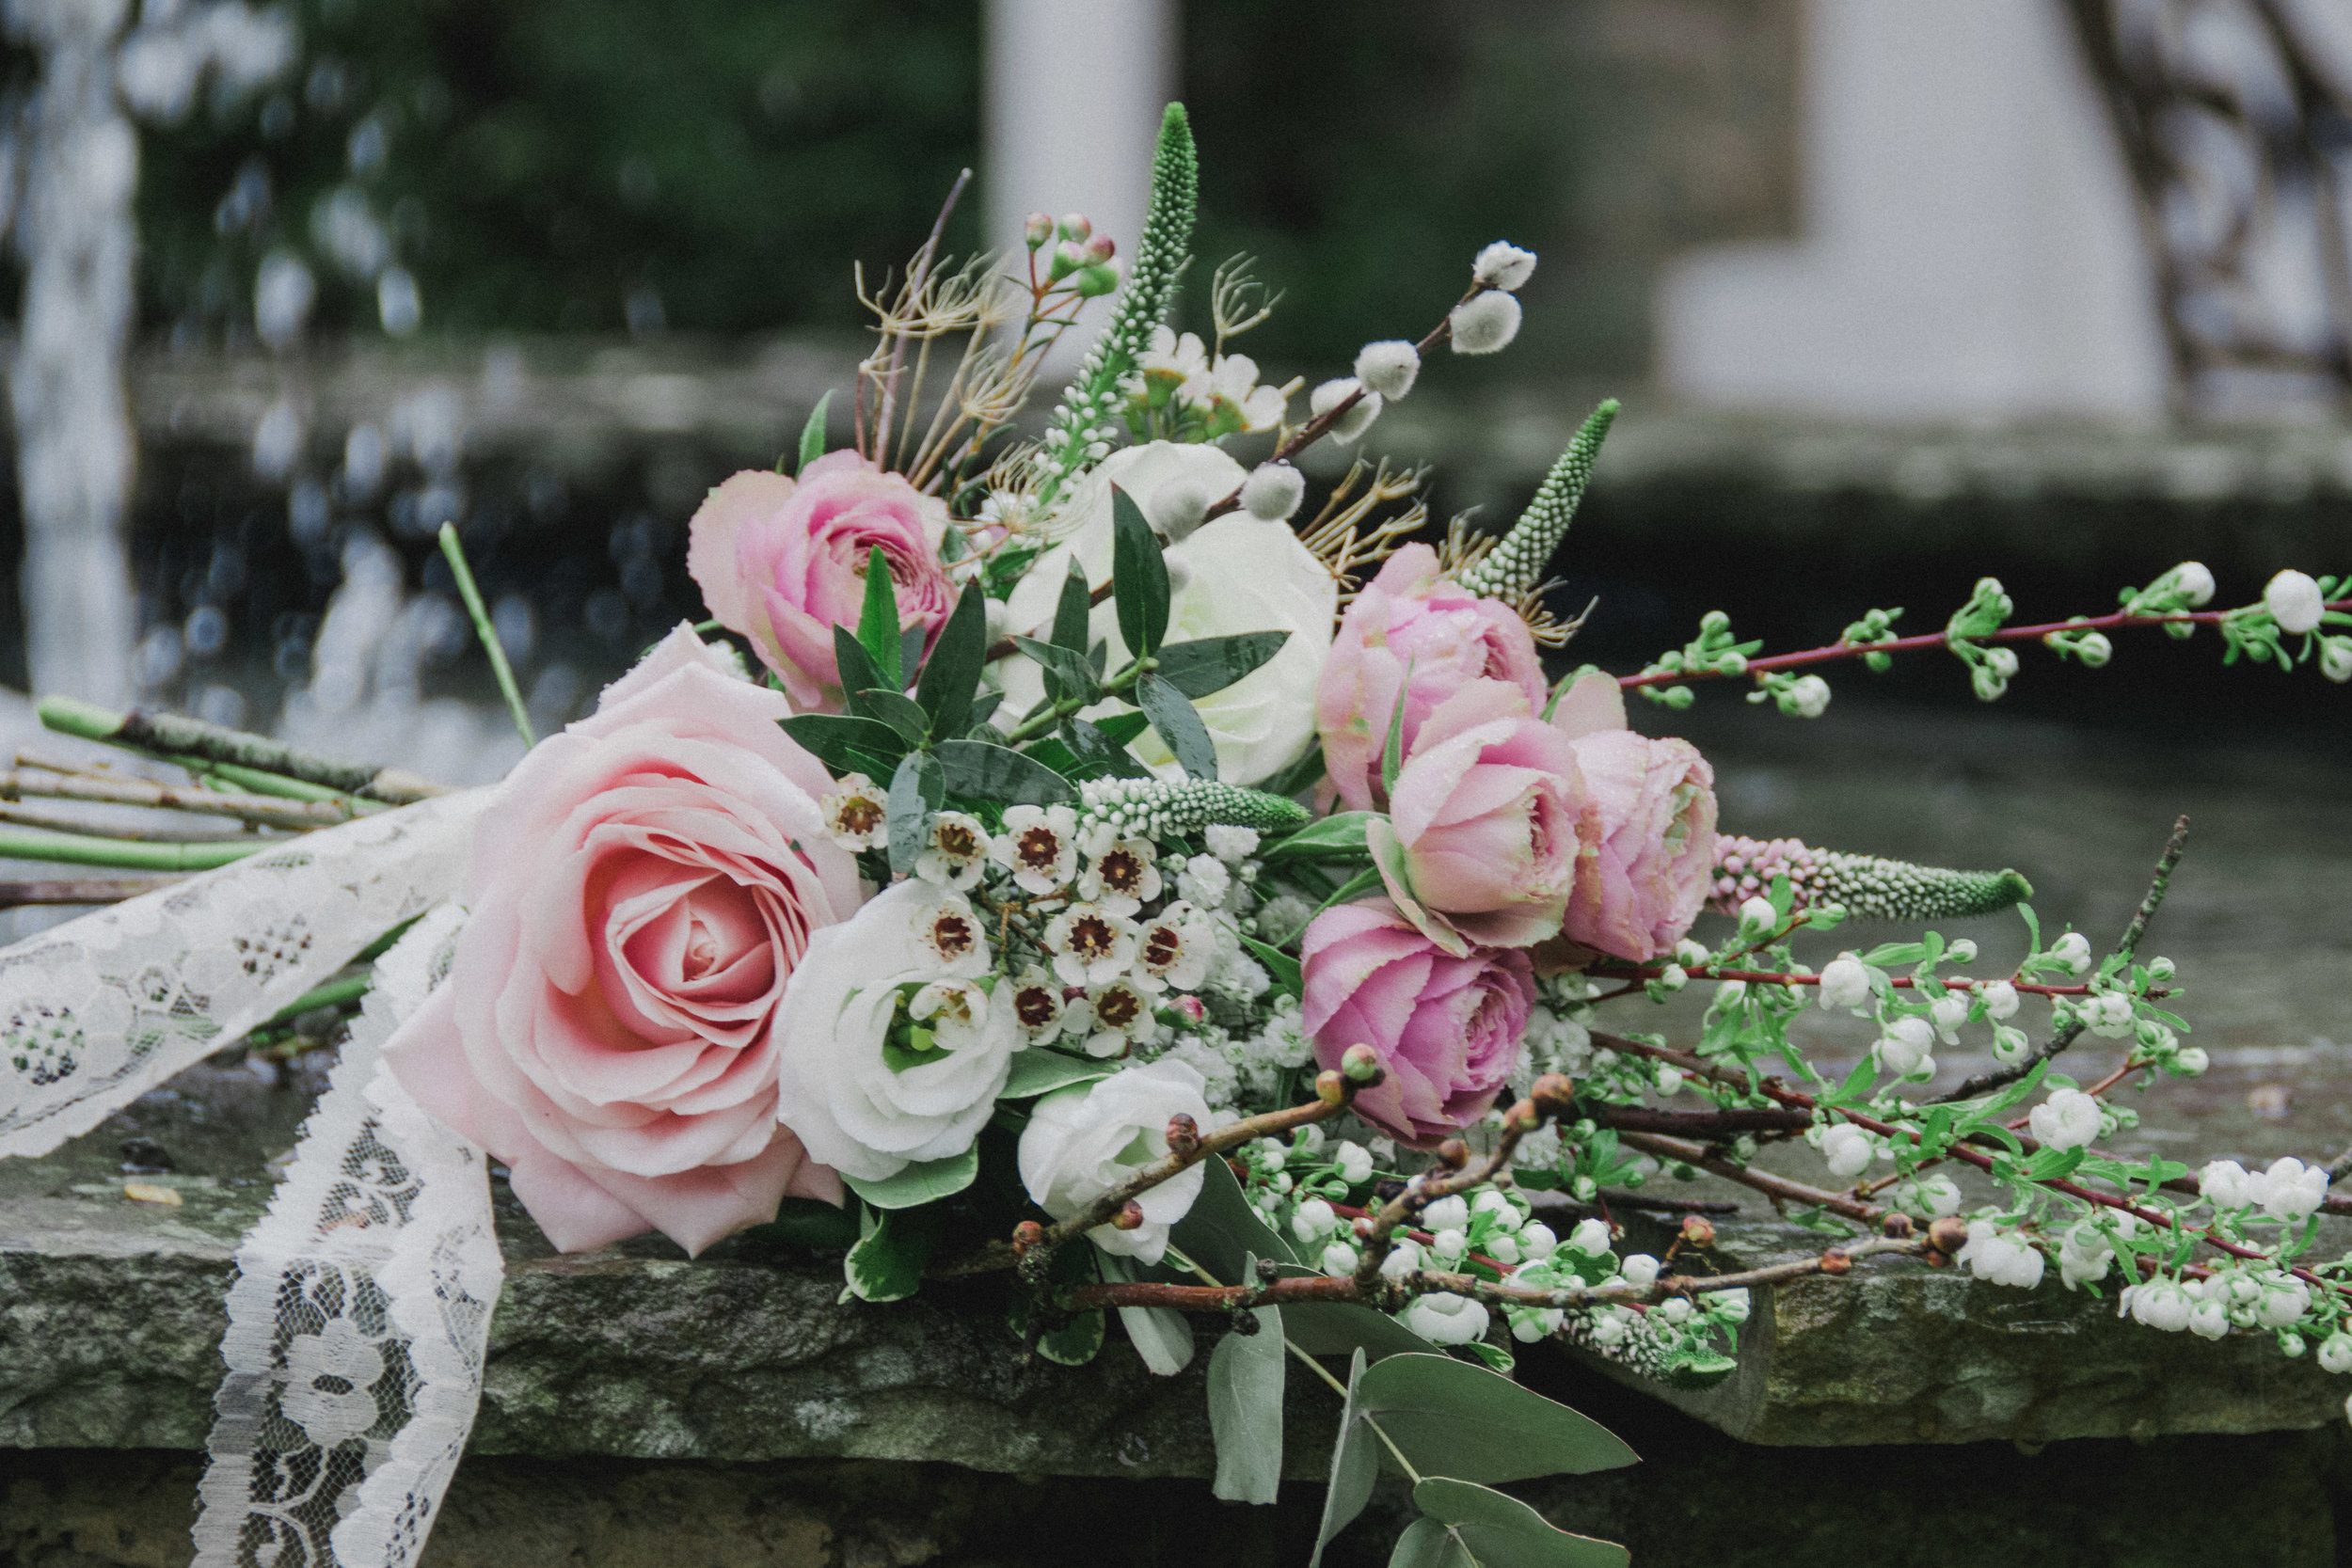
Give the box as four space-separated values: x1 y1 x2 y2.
385 625 863 1256
1379 679 1584 948
686 451 955 708
1302 897 1535 1146
1315 544 1547 812
1550 673 1719 962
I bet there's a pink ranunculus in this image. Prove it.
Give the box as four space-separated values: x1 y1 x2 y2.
686 451 955 708
1315 544 1547 813
1378 679 1584 949
1555 703 1719 963
384 625 864 1256
1302 897 1535 1146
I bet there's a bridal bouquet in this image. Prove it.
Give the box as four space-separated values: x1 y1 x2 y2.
4 103 2351 1568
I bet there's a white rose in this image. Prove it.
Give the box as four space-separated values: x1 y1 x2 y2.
772 881 1023 1182
1015 1058 1213 1264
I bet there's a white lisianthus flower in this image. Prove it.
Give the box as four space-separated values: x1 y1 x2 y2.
1448 291 1522 354
1310 376 1383 442
1176 852 1232 909
772 882 1025 1182
1354 340 1421 400
1471 241 1537 291
1017 1059 1213 1264
2265 569 2326 635
1240 461 1306 521
1817 953 1872 1013
1402 1291 1491 1346
2028 1087 2103 1151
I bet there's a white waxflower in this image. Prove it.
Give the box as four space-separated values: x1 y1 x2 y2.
1076 829 1161 915
1894 1173 1963 1219
1567 1217 1613 1256
1137 325 1211 398
992 803 1080 894
818 772 887 850
1017 1059 1213 1265
1402 1291 1491 1347
2266 569 2326 635
2251 1156 2329 1222
909 891 992 978
1783 674 1831 719
2319 1335 2352 1375
1429 1227 1469 1262
1354 339 1421 400
1422 1195 1470 1232
1310 376 1383 442
1240 461 1306 522
1293 1198 1338 1243
1197 352 1288 436
1471 241 1537 291
1619 1254 1662 1287
1818 1122 1875 1179
1518 1222 1559 1260
2052 931 2093 975
1078 976 1159 1057
2128 1279 2192 1332
2028 1087 2103 1151
1978 979 2020 1020
1818 953 1872 1013
914 810 992 890
2322 638 2352 684
1929 992 1971 1043
1175 852 1232 910
1042 902 1139 988
2081 991 2136 1038
1203 825 1260 863
1448 291 1522 354
1956 1221 2045 1291
1992 1024 2031 1066
1380 1238 1425 1279
1334 1140 1375 1184
1875 1016 1936 1078
1008 966 1069 1039
1322 1240 1360 1277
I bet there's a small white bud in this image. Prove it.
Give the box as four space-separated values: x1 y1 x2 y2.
1353 339 1421 400
1471 241 1537 292
1239 461 1306 522
2321 637 2352 684
1619 1253 1661 1287
1675 938 1711 968
1421 1195 1470 1231
1817 953 1872 1013
1519 1222 1559 1260
1334 1140 1375 1184
1429 1227 1469 1261
1310 377 1383 442
1656 963 1689 992
1737 895 1778 934
1979 979 2019 1020
1292 1198 1337 1243
1946 939 1979 964
2265 569 2326 635
1448 291 1522 355
1566 1217 1612 1255
1321 1241 1360 1277
2053 931 2093 975
2171 561 2217 608
1875 1016 1935 1076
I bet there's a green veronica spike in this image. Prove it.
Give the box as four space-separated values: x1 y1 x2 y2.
1454 398 1618 602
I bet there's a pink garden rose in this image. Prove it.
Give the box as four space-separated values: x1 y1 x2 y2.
687 451 955 708
385 625 863 1255
1549 673 1719 962
1316 544 1547 812
1377 679 1584 949
1302 897 1535 1146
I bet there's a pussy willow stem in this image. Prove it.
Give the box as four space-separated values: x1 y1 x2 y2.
37 698 435 806
0 766 353 829
1619 602 2352 689
1585 965 2120 1000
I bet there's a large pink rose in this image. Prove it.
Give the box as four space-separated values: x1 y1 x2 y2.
1315 544 1547 812
1376 679 1584 949
384 625 864 1256
1302 897 1535 1146
1551 673 1719 962
686 451 954 708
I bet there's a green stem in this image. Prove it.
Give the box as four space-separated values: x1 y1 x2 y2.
36 697 432 806
262 970 373 1026
1001 656 1152 746
437 524 537 748
0 826 265 873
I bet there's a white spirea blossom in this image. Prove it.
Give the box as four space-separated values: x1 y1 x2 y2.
2081 991 2136 1038
1979 979 2020 1020
2058 1217 2133 1288
1354 339 1422 400
1568 1218 1613 1256
2266 569 2326 635
1322 1240 1360 1277
2053 931 2093 975
2171 561 2217 608
2254 1156 2329 1222
1380 1238 1425 1279
1335 1140 1375 1184
1818 1122 1875 1178
1422 1195 1470 1232
1956 1221 2045 1291
1784 674 1831 719
2128 1278 2193 1332
1818 954 1872 1013
2256 1273 2311 1328
2321 638 2352 684
1992 1024 2031 1065
1947 939 1979 964
1472 242 1538 291
2202 1159 2253 1210
2319 1334 2352 1375
1736 895 1777 935
1472 1191 1521 1229
1429 1227 1469 1261
1403 1291 1491 1346
1016 1059 1214 1265
1875 1016 1936 1077
1620 1253 1661 1287
1240 461 1306 521
1895 1173 1963 1219
1293 1198 1338 1243
1520 1222 1558 1260
1930 992 1970 1042
2028 1087 2103 1151
1449 291 1523 354
2187 1298 2230 1340
773 882 1024 1182
1311 376 1384 442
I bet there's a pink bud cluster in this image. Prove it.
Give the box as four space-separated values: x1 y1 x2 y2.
1708 835 1829 914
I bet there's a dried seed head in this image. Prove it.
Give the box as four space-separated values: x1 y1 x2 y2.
1680 1215 1717 1247
1436 1138 1470 1170
1927 1216 1971 1258
1111 1201 1146 1231
1165 1114 1200 1154
1820 1249 1852 1275
1881 1212 1915 1239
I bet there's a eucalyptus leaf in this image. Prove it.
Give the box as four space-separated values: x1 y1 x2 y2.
1355 1354 1638 1481
999 1049 1116 1099
1100 1254 1198 1377
859 546 903 688
839 1145 978 1210
1207 1282 1285 1504
797 389 834 472
1168 1153 1298 1281
780 713 908 775
915 583 988 737
933 738 1078 805
1408 1478 1630 1568
1310 1349 1377 1568
1154 630 1291 698
887 751 943 874
1137 673 1217 780
1009 1243 1105 1366
1013 635 1104 707
1111 484 1171 656
1052 560 1093 652
858 689 933 746
845 1204 938 1303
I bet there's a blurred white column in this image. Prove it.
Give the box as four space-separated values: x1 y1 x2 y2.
984 0 1175 364
1657 0 2169 420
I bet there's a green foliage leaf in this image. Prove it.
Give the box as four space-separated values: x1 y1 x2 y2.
1099 1252 1198 1376
1263 811 1379 865
1311 1349 1377 1568
916 584 989 738
1407 1478 1629 1568
1009 1243 1105 1366
859 546 904 688
1000 1049 1117 1100
1260 739 1328 802
887 750 944 874
839 1146 978 1211
933 738 1078 805
742 1196 860 1253
1170 1155 1300 1277
780 713 907 775
1381 657 1415 796
1137 673 1217 779
1208 1292 1286 1504
1052 560 1093 651
1111 484 1171 656
1014 635 1104 707
834 625 892 707
1155 631 1291 698
845 1203 939 1303
858 689 932 746
797 389 834 473
1057 718 1153 780
1242 935 1303 1000
1092 710 1152 747
1356 1354 1638 1482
